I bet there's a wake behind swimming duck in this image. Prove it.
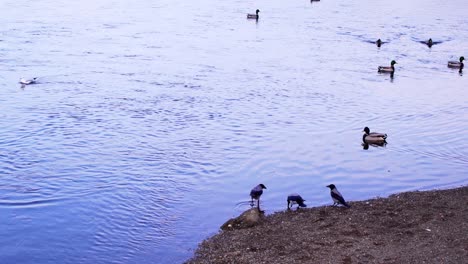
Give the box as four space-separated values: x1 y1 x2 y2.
419 38 442 48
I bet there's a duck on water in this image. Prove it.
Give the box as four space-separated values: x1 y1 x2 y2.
247 9 260 19
378 60 397 74
362 127 387 144
448 56 464 73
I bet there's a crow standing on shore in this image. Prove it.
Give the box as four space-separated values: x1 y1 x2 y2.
250 184 267 210
326 184 351 208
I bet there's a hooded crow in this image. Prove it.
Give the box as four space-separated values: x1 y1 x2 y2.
326 184 350 208
287 193 307 209
250 184 267 209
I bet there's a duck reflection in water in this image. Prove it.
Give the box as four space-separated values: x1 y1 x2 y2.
362 141 387 150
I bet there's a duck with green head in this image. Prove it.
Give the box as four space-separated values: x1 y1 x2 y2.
362 127 387 144
378 60 397 73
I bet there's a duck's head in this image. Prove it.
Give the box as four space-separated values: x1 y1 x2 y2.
363 127 370 134
460 56 465 62
259 183 267 189
428 38 433 43
391 60 397 66
326 184 336 189
256 9 260 14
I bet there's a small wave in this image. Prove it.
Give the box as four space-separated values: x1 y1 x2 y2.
0 197 64 208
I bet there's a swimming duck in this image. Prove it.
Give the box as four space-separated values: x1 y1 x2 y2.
19 77 37 85
287 194 307 209
362 127 387 144
247 9 260 19
426 38 433 48
448 56 464 69
378 60 397 73
376 39 382 47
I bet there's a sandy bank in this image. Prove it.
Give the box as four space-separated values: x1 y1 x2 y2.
186 186 468 264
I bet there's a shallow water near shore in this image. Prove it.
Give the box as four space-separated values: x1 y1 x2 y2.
0 0 467 263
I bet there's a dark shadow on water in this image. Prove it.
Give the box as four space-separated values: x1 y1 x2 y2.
362 142 387 150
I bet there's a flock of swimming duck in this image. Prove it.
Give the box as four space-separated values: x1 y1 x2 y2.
17 7 464 212
246 10 465 75
18 10 465 86
245 7 464 212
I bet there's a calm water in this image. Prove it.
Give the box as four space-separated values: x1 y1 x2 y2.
1 0 467 263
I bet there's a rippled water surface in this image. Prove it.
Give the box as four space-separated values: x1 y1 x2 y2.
1 0 467 263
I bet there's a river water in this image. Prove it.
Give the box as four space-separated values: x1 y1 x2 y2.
1 0 467 263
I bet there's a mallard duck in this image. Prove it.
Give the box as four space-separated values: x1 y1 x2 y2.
419 38 442 47
448 56 464 69
426 38 433 47
247 9 260 19
287 194 307 209
19 77 37 85
362 127 387 144
378 60 397 73
376 39 382 47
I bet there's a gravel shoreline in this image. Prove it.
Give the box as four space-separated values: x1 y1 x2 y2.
186 186 468 264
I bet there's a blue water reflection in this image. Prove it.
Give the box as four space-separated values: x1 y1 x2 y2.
0 0 467 263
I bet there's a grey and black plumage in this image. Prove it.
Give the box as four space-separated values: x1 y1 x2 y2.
287 193 307 209
247 9 260 19
362 126 387 144
378 60 397 73
19 77 37 85
326 184 350 208
250 183 267 208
